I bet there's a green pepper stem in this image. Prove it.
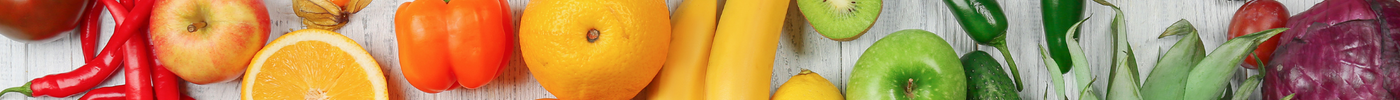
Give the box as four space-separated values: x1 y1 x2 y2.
992 42 1023 91
1 82 32 97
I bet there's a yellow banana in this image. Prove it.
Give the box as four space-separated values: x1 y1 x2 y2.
706 0 789 99
637 0 720 99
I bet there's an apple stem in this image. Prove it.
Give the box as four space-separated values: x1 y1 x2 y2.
187 22 207 32
905 79 914 98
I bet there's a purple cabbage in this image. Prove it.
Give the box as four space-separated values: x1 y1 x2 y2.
1263 0 1400 99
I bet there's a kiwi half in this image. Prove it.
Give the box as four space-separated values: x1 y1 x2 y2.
798 0 883 41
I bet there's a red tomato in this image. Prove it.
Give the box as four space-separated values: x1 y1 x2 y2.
395 0 514 93
1227 0 1288 69
0 0 93 41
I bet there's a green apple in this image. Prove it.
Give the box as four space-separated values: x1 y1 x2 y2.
848 29 966 100
148 0 271 84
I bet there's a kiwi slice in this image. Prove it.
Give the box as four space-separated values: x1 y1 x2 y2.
798 0 882 41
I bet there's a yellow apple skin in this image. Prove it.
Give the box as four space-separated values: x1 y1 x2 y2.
148 0 270 84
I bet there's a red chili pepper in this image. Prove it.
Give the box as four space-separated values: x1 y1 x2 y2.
153 62 180 100
99 0 128 25
124 31 153 100
79 85 126 100
0 44 125 97
81 0 105 61
120 0 134 9
80 85 195 100
98 0 154 57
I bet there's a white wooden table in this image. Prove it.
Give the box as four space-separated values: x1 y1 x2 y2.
0 0 1328 99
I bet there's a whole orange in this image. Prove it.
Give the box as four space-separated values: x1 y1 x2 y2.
518 0 671 99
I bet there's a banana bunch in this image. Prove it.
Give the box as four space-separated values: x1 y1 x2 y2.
293 0 370 30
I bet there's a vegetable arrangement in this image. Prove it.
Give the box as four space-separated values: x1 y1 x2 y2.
1041 19 1287 100
941 0 1022 91
2 0 197 99
394 0 515 93
1032 1 1292 100
1264 0 1400 99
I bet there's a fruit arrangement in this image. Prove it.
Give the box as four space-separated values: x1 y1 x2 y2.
2 0 1387 100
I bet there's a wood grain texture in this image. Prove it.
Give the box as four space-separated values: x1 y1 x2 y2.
0 0 1326 100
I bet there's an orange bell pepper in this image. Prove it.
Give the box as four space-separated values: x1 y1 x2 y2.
394 0 514 93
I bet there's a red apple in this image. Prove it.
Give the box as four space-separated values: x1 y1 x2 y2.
148 0 270 84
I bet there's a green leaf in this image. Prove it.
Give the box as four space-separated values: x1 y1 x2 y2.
1182 28 1287 100
1063 17 1095 99
1231 75 1263 100
1108 55 1143 100
1039 46 1067 99
1156 19 1198 38
1218 84 1232 100
1282 94 1294 100
1096 1 1143 99
1093 0 1119 9
1141 19 1205 100
1079 77 1101 100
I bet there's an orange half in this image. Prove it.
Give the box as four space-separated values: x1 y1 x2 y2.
241 29 387 100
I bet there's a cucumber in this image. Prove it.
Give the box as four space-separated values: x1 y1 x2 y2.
961 51 1020 100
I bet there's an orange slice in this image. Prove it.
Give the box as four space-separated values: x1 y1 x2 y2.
240 29 387 100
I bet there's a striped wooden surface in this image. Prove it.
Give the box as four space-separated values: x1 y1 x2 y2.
0 0 1327 99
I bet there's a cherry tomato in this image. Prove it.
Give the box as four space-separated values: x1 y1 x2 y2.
1227 0 1288 69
